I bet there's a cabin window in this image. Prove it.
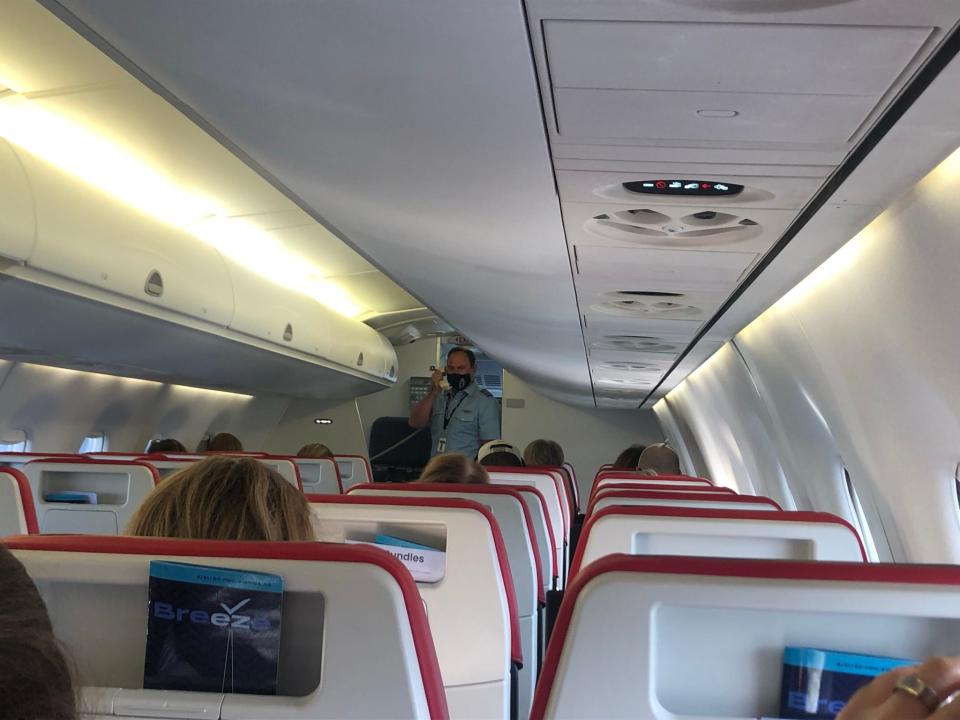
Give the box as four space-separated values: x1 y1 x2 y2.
78 433 108 454
0 429 31 453
844 468 879 562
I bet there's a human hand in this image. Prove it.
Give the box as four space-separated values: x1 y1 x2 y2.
838 657 960 720
430 367 444 393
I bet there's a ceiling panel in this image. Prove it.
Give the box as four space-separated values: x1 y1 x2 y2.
554 88 879 145
543 21 931 96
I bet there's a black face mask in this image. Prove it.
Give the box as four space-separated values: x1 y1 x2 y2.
446 373 472 392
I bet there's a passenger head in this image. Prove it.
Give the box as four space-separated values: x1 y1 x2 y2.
296 442 333 458
206 432 243 452
146 437 187 454
419 453 490 484
126 456 315 541
523 439 564 467
445 346 477 392
477 440 524 467
0 544 77 719
612 444 645 470
637 443 681 476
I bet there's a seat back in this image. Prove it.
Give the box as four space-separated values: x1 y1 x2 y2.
22 459 159 534
591 471 713 497
256 455 303 490
333 454 372 490
309 494 518 720
348 483 542 719
570 507 866 576
136 454 198 479
532 555 960 719
488 469 568 588
505 484 557 591
594 483 736 497
0 452 78 468
589 490 781 516
0 468 38 535
8 535 447 719
293 457 343 494
562 463 579 511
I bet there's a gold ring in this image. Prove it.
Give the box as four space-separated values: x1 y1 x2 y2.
895 674 942 713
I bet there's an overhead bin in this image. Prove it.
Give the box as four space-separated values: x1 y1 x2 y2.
0 139 397 395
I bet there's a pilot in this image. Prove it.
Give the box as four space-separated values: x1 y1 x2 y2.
409 346 500 459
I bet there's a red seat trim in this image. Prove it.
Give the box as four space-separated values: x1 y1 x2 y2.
291 456 343 493
586 488 781 516
307 493 524 667
531 554 960 720
1 468 38 534
595 483 736 496
569 506 866 576
590 470 713 498
3 534 449 719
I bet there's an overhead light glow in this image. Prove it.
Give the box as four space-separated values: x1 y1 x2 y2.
0 93 365 318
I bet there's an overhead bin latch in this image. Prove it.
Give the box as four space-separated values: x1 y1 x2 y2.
143 270 164 298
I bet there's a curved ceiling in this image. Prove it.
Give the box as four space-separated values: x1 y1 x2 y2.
43 0 960 408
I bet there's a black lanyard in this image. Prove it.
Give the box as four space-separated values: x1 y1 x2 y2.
442 391 468 431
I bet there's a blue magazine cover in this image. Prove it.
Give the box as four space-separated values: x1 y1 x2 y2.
779 646 916 718
144 561 284 695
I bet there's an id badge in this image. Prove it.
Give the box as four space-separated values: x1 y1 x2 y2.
436 436 447 453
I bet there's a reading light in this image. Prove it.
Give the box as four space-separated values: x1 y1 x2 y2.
0 93 365 318
314 418 334 425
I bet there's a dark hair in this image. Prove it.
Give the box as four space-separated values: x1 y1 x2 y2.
296 443 333 458
523 439 564 467
478 451 524 467
0 544 77 719
612 444 646 470
447 346 476 368
419 453 490 484
146 438 187 454
206 432 244 452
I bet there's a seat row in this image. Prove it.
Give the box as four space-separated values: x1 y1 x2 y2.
6 460 923 720
0 452 374 535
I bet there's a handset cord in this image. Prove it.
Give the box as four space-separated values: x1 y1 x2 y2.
369 426 429 462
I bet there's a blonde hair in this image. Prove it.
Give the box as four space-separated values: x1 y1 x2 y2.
126 456 315 541
637 443 681 476
523 439 564 467
419 453 490 485
297 443 333 458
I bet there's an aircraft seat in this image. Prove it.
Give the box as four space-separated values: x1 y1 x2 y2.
22 459 159 534
6 534 447 719
588 489 782 516
0 467 38 535
348 482 543 719
531 555 960 719
308 494 519 720
292 457 343 494
590 471 713 498
570 506 866 576
488 469 568 589
332 454 372 490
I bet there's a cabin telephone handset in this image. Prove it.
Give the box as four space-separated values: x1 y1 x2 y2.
431 365 451 391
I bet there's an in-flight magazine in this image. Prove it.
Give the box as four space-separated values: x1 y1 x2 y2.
143 560 284 695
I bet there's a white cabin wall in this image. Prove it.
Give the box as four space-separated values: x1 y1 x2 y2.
501 371 662 497
264 338 440 457
0 361 288 452
665 345 797 510
664 146 960 563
